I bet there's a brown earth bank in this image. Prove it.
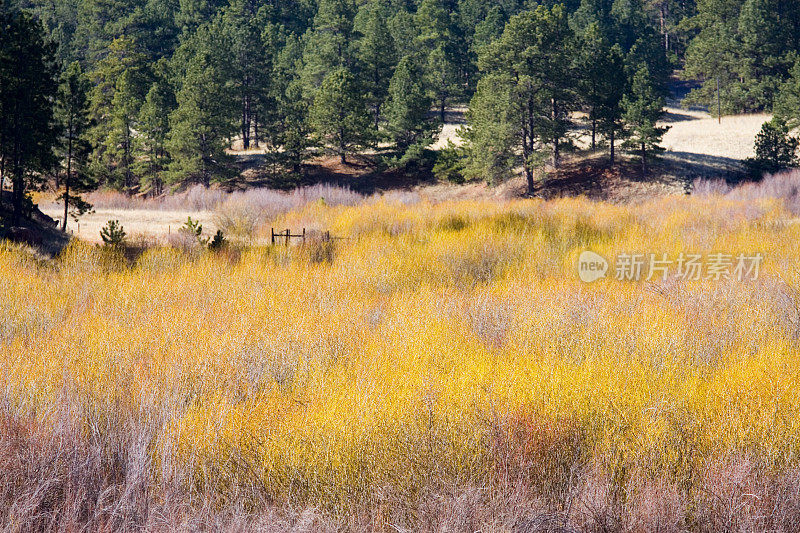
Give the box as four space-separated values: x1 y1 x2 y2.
0 198 70 257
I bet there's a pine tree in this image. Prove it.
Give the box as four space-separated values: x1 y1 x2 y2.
575 22 628 162
309 67 372 164
384 55 439 165
87 36 149 191
683 0 800 114
135 78 173 195
746 118 799 176
56 61 96 231
110 69 144 189
302 0 357 90
775 58 800 130
736 0 800 110
414 0 452 52
388 9 417 60
269 33 315 172
463 73 518 185
174 0 228 36
622 63 669 174
0 6 59 224
354 0 396 129
644 0 698 58
530 6 578 169
222 0 272 150
465 5 578 191
424 43 459 123
166 43 237 187
75 0 179 63
75 0 143 59
472 6 505 53
27 0 80 66
415 0 460 122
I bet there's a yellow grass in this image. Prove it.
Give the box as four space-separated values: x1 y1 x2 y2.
3 192 800 527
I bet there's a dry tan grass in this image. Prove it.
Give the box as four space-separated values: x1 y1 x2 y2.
432 105 768 163
38 207 218 243
660 107 769 161
38 184 364 243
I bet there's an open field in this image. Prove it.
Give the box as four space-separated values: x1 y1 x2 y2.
50 208 217 243
39 106 770 241
38 184 366 243
660 108 768 161
5 172 800 530
431 106 767 164
39 79 769 241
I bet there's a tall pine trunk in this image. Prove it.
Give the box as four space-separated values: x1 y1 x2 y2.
641 142 647 175
241 95 251 150
373 68 382 130
63 133 72 231
522 131 535 195
201 134 210 188
11 140 22 226
524 164 534 195
339 126 346 165
253 112 259 148
551 99 559 168
609 129 615 165
123 121 133 192
12 178 22 226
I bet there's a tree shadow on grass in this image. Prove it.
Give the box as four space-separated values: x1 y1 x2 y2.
660 110 699 123
228 151 439 194
532 150 746 202
661 151 745 181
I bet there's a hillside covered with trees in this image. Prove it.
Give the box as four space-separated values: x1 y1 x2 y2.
3 0 800 226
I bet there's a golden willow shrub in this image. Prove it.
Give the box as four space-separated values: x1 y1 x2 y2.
1 194 800 516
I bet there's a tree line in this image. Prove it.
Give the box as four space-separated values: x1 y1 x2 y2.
2 0 800 226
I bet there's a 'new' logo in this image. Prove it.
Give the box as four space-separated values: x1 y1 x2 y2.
577 251 608 283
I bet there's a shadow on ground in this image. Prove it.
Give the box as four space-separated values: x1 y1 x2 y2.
533 150 745 203
660 110 698 123
0 199 71 257
662 151 745 180
230 153 438 194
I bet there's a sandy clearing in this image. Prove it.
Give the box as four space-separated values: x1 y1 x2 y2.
431 122 465 150
659 107 768 160
430 105 768 161
39 207 217 243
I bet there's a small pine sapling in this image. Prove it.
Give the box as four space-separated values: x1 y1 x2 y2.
180 216 209 246
208 230 226 251
100 220 127 247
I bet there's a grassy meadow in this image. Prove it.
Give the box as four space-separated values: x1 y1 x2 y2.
4 175 800 531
